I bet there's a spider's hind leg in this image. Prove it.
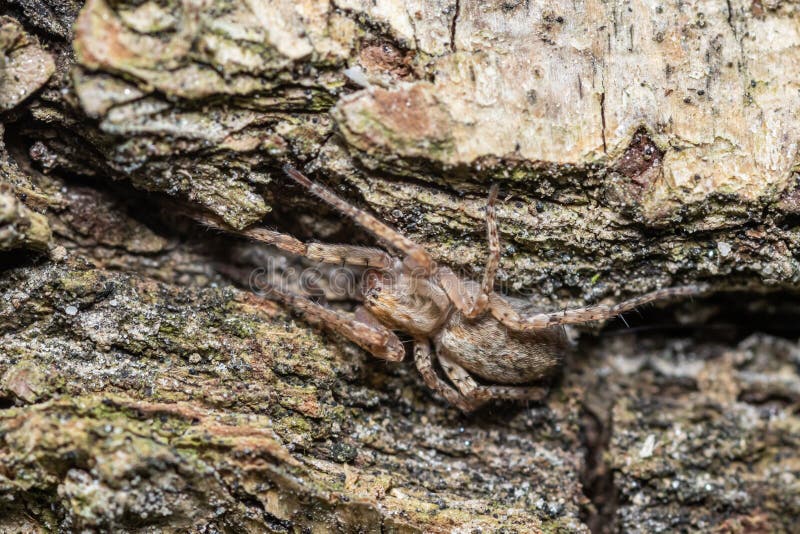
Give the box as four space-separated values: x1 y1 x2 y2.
489 284 709 331
413 339 477 412
438 355 548 409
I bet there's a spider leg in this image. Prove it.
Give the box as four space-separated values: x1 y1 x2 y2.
306 243 392 268
438 355 548 409
476 184 501 313
436 267 476 312
253 275 405 362
413 339 475 412
437 185 500 318
489 284 709 330
194 210 393 269
284 165 434 273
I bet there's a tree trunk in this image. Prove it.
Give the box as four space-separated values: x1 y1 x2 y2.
1 0 799 531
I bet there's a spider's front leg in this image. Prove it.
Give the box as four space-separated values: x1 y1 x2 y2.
437 184 500 319
193 207 407 360
249 271 405 362
438 355 548 410
284 165 435 273
195 211 393 269
489 284 709 330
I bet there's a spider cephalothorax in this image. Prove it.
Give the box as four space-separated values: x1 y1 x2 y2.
204 165 704 412
362 269 450 335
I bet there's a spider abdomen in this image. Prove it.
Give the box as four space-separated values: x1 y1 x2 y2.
435 311 567 384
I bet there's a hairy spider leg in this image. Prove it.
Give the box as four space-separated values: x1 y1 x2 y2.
437 184 501 318
187 209 303 256
413 339 475 412
283 165 435 273
436 266 474 313
438 355 548 410
478 184 501 309
214 262 404 361
255 276 406 362
194 210 393 269
489 284 709 331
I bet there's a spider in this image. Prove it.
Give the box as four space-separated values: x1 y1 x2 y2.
203 165 705 412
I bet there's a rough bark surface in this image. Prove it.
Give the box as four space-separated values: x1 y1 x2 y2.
1 0 799 532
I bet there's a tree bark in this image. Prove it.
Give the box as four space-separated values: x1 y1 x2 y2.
1 0 799 532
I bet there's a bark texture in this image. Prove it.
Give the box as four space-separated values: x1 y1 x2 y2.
1 0 799 532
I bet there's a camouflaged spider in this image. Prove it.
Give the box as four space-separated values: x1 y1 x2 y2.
209 165 703 412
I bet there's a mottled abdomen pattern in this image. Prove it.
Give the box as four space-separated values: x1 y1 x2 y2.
435 308 568 384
